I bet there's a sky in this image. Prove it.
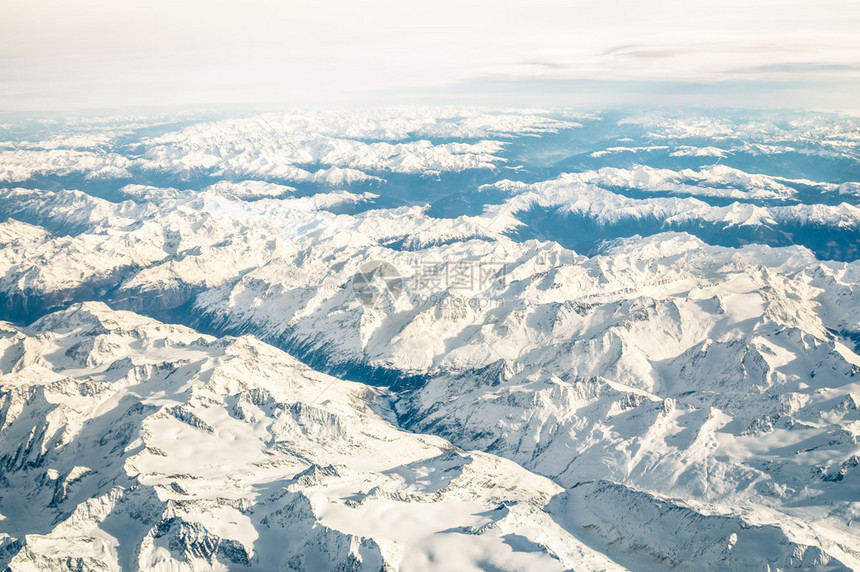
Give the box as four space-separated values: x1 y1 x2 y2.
1 0 859 112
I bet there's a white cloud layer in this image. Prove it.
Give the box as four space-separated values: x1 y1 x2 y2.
1 0 859 111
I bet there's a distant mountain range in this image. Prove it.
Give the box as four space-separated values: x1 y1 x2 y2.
0 108 858 570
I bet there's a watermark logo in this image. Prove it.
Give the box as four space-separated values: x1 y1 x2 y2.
352 258 508 311
411 259 506 292
352 261 404 309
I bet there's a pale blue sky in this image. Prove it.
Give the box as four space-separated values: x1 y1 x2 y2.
1 0 858 112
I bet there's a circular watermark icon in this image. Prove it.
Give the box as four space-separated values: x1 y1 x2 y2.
352 260 404 309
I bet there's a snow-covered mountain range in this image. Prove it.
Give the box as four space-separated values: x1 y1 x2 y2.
0 107 858 570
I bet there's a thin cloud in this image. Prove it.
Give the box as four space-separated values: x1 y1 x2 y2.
1 0 858 111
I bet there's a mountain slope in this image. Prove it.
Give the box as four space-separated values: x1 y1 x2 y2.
1 107 859 570
0 303 630 571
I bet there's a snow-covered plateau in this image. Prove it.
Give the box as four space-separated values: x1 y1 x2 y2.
0 108 858 570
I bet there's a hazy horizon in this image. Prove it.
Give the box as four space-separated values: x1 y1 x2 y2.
2 0 859 113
